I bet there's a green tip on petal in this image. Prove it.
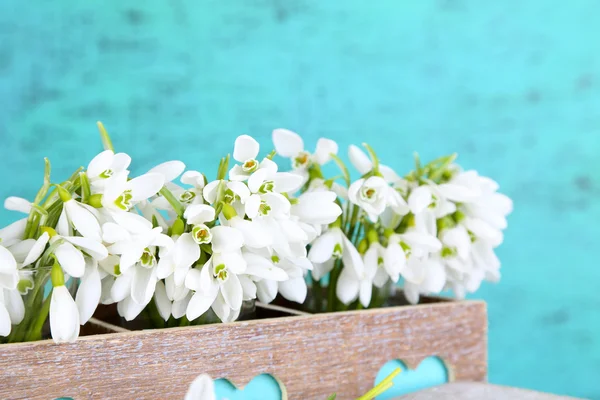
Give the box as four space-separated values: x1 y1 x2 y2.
40 226 58 238
171 218 185 236
357 238 368 254
88 193 103 208
367 229 379 245
50 260 65 287
55 185 72 202
221 203 237 220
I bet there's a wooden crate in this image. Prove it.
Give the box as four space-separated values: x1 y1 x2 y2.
0 297 487 399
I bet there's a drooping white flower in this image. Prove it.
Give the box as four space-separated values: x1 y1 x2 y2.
185 250 247 322
347 145 403 184
402 257 447 304
60 196 102 242
185 374 216 400
363 242 389 288
348 176 407 222
101 171 165 213
0 218 27 247
50 285 80 343
272 128 338 172
384 232 442 283
0 245 19 290
309 227 364 280
86 150 132 191
229 135 265 181
336 259 376 307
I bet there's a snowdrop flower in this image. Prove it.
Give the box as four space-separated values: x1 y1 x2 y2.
56 187 102 242
185 250 247 322
336 259 376 307
0 287 25 337
407 180 479 218
272 128 338 173
101 171 165 213
49 266 80 343
348 145 402 184
363 242 390 288
202 179 251 216
384 232 442 283
229 135 266 181
307 178 348 200
402 257 447 304
185 374 216 400
348 176 408 222
86 150 131 191
309 227 364 281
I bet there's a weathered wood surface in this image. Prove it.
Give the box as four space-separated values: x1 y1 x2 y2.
0 300 487 399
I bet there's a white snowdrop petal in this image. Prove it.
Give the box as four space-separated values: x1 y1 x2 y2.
348 145 372 174
202 180 221 204
256 279 278 304
22 232 49 267
118 296 148 321
55 242 85 278
63 236 108 260
127 173 166 201
172 293 191 319
66 200 102 242
272 128 304 158
221 273 243 311
0 303 11 337
308 230 338 264
341 234 365 277
147 161 186 183
314 138 338 165
4 197 32 214
279 277 307 303
50 286 80 343
4 289 25 325
211 226 244 253
220 252 247 274
0 218 27 247
233 135 260 163
131 266 157 305
247 168 269 194
273 172 304 193
408 186 433 215
181 170 204 187
87 150 114 178
111 211 153 234
186 291 216 321
336 267 359 305
154 281 172 321
111 274 133 302
0 245 17 274
238 275 257 300
75 262 101 324
359 280 373 308
184 204 216 225
111 153 132 173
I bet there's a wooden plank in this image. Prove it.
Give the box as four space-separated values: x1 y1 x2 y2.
0 300 487 399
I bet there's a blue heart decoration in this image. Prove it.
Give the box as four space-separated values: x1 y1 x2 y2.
375 356 449 399
214 373 283 400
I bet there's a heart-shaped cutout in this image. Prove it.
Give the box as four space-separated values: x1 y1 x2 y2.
374 356 449 399
214 373 284 400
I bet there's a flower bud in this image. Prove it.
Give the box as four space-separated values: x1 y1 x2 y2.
51 260 65 287
171 218 185 236
56 185 72 202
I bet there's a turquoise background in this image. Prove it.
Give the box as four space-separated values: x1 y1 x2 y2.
2 1 599 398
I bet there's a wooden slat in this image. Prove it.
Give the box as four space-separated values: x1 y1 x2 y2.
0 300 487 399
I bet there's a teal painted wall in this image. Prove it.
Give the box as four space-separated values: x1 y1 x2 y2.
1 1 599 397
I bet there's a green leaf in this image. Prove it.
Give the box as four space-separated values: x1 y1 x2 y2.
329 153 351 187
326 394 337 400
97 121 115 151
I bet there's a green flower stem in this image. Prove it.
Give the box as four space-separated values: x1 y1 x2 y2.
312 278 323 313
329 154 351 187
25 292 51 342
362 143 380 174
327 260 342 312
8 269 51 343
79 172 91 204
159 186 185 217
